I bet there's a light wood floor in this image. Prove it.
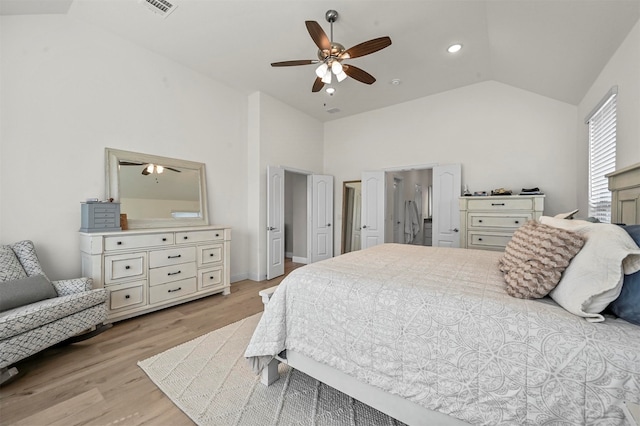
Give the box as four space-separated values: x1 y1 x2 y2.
0 260 304 426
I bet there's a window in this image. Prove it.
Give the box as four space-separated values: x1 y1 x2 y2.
586 87 617 223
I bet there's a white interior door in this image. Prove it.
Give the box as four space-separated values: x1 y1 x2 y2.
267 166 285 279
352 188 362 251
361 171 386 249
310 174 333 263
432 164 461 247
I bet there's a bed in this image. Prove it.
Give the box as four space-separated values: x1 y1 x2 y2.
246 163 640 426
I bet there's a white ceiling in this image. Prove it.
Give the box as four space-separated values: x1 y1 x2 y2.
2 1 639 122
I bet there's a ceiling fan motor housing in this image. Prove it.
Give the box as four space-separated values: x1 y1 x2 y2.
318 42 346 62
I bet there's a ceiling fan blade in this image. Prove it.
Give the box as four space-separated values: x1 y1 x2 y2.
141 168 150 175
271 60 317 67
312 77 324 92
119 161 145 166
342 36 392 59
344 65 376 85
165 167 181 173
305 21 330 51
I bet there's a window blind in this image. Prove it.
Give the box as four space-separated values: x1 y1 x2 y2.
587 89 617 223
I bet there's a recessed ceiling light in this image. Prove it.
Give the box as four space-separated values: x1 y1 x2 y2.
326 87 336 95
447 43 462 53
390 79 402 85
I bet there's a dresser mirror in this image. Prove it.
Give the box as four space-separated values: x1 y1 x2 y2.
105 148 209 229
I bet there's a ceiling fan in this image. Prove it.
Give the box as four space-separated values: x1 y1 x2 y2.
119 161 181 176
271 10 392 92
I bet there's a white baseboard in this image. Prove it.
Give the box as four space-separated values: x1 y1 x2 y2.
285 251 293 258
292 256 308 264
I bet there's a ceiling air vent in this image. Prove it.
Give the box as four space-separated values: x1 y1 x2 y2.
140 0 177 18
326 108 341 114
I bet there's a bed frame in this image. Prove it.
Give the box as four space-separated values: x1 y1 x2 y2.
258 161 640 426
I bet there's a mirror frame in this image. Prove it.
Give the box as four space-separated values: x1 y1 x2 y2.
105 148 209 229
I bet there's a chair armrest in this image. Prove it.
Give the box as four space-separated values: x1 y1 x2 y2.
52 277 94 296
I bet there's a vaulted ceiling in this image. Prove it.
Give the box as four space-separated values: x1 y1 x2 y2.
2 0 639 121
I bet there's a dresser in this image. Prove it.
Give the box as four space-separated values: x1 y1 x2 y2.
459 195 544 251
80 226 231 322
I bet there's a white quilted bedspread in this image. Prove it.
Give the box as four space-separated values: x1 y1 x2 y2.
245 244 640 425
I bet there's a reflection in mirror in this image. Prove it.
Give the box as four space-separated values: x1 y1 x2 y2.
341 181 362 254
106 148 209 229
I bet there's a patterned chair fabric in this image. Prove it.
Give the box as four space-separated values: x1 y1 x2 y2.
0 240 108 370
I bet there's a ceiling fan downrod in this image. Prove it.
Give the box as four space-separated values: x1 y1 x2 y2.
326 9 338 44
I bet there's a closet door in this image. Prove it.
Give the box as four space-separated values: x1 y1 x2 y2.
432 164 461 247
267 166 285 279
361 171 386 249
310 175 334 263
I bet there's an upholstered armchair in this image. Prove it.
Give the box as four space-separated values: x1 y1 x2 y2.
0 240 109 384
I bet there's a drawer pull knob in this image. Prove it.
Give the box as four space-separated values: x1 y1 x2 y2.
162 238 167 242
117 241 122 245
168 287 182 293
167 270 181 276
491 203 505 206
168 254 182 259
478 219 483 223
125 294 130 299
183 236 188 240
210 253 214 257
210 276 214 280
215 233 220 237
515 220 520 224
125 265 130 270
478 238 483 241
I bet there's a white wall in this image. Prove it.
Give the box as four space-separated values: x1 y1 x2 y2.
576 19 640 214
246 92 323 281
0 15 249 281
324 81 578 253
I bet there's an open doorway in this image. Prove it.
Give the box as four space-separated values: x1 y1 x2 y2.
284 171 308 264
343 164 460 253
389 169 433 246
267 166 334 279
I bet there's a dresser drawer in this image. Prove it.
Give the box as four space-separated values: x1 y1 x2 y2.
149 247 196 268
149 277 197 304
109 281 146 310
149 262 197 286
197 244 224 267
104 252 147 284
468 213 532 229
468 231 512 250
176 229 224 244
198 266 224 290
466 198 534 211
105 233 174 251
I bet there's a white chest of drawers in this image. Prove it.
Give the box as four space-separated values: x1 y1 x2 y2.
80 226 230 322
459 195 544 251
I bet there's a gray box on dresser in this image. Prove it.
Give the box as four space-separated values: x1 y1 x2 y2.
80 202 121 232
79 225 231 322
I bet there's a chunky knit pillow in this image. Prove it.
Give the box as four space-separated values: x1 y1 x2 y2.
499 220 585 299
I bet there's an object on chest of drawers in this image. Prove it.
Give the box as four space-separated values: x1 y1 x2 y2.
80 202 121 232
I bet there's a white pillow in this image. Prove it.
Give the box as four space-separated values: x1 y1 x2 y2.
539 216 640 322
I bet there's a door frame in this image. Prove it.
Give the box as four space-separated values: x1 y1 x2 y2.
267 165 334 279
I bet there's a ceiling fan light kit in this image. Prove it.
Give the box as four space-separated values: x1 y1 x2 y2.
271 9 392 92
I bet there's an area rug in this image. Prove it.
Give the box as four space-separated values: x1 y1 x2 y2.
138 313 403 426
